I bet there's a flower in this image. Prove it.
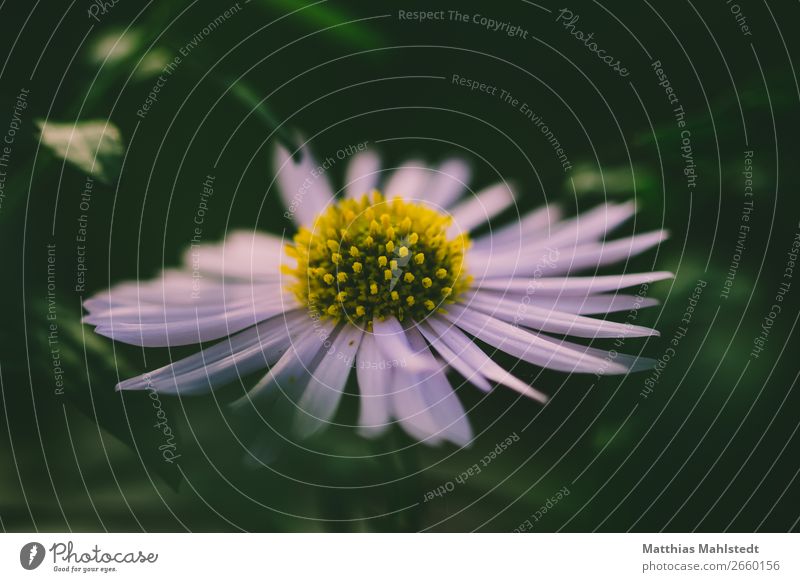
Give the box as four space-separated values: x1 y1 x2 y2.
84 144 670 447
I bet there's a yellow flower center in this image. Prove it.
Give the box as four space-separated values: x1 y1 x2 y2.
284 191 471 325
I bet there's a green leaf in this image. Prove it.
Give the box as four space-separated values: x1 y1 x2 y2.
29 299 183 490
220 76 299 152
36 119 125 185
258 0 383 50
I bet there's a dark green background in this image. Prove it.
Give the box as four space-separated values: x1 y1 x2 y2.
0 0 798 532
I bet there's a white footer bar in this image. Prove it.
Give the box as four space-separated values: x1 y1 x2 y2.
1 533 797 580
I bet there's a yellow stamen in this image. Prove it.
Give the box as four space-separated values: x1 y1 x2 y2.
284 191 471 323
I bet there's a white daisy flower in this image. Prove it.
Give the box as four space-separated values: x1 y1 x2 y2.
84 144 670 447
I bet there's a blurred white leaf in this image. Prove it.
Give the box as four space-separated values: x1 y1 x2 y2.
135 48 172 80
86 28 143 66
36 119 124 184
568 163 656 198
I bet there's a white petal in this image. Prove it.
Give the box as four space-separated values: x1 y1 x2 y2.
472 204 561 250
405 326 472 445
425 317 548 402
85 298 252 326
555 294 659 314
444 304 631 375
116 311 308 394
84 289 291 326
233 319 337 407
464 292 660 338
383 159 429 200
447 181 515 236
371 316 432 371
345 150 381 199
295 324 364 438
83 269 278 310
274 143 335 226
387 325 472 446
389 376 442 445
416 321 492 392
92 298 294 347
474 271 673 294
468 230 668 278
475 202 635 255
356 333 393 437
538 202 636 251
183 230 286 279
549 231 669 275
424 159 471 209
472 290 659 315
